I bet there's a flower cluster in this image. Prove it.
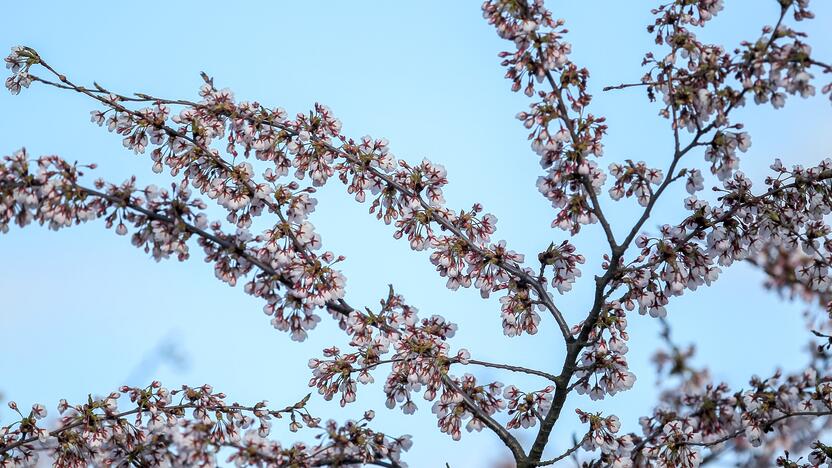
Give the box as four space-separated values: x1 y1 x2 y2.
572 302 636 400
307 288 515 442
499 280 542 337
644 418 704 467
503 385 554 429
432 375 505 441
753 244 832 311
575 410 633 462
3 46 35 95
608 161 664 207
484 0 609 234
538 240 585 293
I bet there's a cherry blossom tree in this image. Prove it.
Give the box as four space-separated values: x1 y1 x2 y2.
2 0 832 466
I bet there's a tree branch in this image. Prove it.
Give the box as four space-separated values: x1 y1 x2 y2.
440 374 528 465
24 59 575 343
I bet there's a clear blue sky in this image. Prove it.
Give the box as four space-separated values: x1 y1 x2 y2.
1 1 831 466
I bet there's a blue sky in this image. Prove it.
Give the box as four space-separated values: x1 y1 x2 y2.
1 1 831 466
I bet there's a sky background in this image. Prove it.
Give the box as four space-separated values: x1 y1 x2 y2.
1 1 831 466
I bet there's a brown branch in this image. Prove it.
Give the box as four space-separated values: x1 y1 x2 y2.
466 359 559 383
602 81 653 92
533 434 587 466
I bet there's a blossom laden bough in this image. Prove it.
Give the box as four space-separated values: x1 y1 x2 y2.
3 0 832 466
0 382 411 467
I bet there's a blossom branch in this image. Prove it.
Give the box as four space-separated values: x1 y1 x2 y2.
16 51 574 342
439 373 528 464
1 382 411 467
